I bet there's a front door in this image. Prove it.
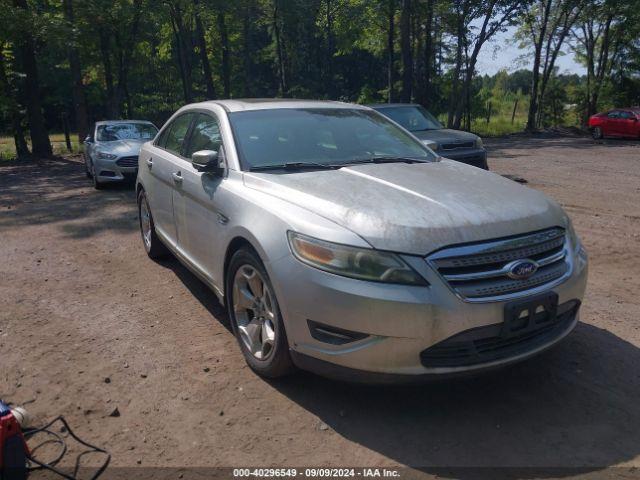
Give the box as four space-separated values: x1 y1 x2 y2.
172 112 228 290
144 112 196 248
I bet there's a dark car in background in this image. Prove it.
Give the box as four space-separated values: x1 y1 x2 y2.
369 103 488 170
588 108 640 139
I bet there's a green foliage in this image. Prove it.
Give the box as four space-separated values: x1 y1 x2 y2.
0 0 639 153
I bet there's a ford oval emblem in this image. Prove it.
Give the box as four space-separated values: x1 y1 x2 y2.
507 259 539 280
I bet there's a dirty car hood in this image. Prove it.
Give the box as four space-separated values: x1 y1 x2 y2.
244 160 567 255
412 128 479 145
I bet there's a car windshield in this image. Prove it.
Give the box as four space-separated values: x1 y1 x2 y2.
229 108 435 170
376 106 443 132
96 123 158 142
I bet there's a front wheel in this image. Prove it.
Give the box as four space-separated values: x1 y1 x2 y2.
84 155 92 178
226 248 295 378
592 126 603 139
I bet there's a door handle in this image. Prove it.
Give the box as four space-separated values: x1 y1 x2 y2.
146 158 153 169
172 171 183 184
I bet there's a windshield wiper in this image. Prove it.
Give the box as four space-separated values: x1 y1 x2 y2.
343 156 428 166
249 161 339 172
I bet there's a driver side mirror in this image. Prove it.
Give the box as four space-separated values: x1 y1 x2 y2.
84 136 92 143
192 150 222 174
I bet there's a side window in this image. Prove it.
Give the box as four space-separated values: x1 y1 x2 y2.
155 125 171 148
164 113 195 156
607 111 620 119
185 113 222 158
620 111 633 119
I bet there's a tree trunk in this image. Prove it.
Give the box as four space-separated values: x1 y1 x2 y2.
387 0 396 102
422 0 434 107
447 10 464 128
169 3 193 103
400 0 412 103
194 0 216 100
325 0 335 98
0 48 30 157
13 0 52 157
99 28 119 118
273 0 287 96
526 0 553 132
218 11 231 98
116 0 142 115
242 3 252 96
62 0 89 143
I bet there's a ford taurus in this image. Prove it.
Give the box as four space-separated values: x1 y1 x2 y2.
136 99 588 382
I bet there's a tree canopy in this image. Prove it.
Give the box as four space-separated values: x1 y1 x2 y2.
1 0 639 158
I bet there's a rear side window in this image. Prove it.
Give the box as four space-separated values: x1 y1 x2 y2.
161 113 195 156
607 111 621 118
185 113 222 158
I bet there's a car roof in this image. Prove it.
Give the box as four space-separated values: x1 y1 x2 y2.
188 98 370 113
366 103 422 109
95 120 155 126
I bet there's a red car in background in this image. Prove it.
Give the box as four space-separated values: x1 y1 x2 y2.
588 108 640 139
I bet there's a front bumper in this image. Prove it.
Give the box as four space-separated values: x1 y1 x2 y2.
268 241 587 380
439 148 488 170
94 157 138 182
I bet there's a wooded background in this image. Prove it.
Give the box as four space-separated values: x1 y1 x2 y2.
1 0 639 158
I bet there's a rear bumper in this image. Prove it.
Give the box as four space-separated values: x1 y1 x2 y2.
440 148 488 169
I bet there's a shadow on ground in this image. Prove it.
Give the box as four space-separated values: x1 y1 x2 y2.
271 323 640 477
0 156 138 238
485 135 640 159
160 249 640 477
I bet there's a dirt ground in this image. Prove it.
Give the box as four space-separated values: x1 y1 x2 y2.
1 134 640 479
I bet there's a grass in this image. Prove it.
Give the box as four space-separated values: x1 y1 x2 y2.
0 133 82 160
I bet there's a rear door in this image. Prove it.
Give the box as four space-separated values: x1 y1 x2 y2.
141 112 196 249
172 112 228 288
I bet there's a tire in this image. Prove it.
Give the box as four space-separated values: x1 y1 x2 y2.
90 160 105 190
592 126 603 139
226 247 295 378
84 155 91 178
137 190 169 259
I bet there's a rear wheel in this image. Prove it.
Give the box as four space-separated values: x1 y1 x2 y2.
226 248 295 378
137 190 168 259
592 126 603 139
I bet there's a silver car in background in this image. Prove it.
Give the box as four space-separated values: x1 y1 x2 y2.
136 99 587 382
84 120 158 189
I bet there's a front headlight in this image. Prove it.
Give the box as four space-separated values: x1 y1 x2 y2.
475 137 484 149
287 232 428 286
97 151 117 160
567 219 588 262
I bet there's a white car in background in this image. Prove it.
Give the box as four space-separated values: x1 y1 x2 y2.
84 120 158 189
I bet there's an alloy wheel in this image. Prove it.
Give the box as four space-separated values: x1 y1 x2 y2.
232 265 276 360
139 198 152 251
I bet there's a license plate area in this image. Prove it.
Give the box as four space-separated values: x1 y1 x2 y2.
502 292 559 339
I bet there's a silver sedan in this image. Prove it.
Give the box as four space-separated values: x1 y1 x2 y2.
84 120 158 189
136 99 587 382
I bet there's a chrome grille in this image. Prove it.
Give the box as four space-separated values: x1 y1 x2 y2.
441 141 474 150
116 156 138 168
428 228 569 301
